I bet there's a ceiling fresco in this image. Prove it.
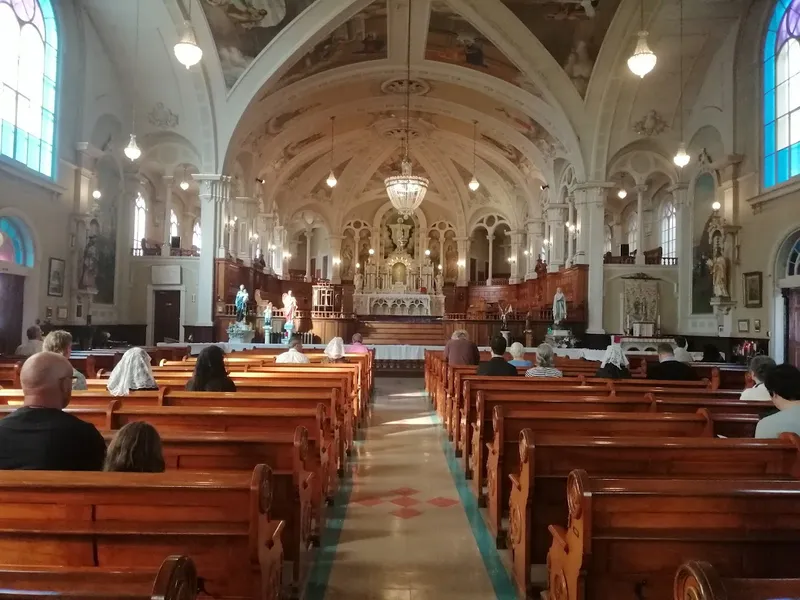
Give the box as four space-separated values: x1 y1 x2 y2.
499 0 621 97
274 1 389 91
200 0 318 89
425 0 541 96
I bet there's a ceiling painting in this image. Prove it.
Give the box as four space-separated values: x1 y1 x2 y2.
200 0 319 89
493 106 561 159
499 0 621 97
426 0 537 95
275 1 388 91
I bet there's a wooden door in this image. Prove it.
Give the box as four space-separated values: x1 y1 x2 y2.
153 290 181 343
788 289 800 367
0 274 24 354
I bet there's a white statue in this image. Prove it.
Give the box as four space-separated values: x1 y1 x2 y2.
706 249 729 297
499 303 512 330
553 287 567 325
282 290 297 323
354 272 363 292
263 300 273 324
435 272 444 293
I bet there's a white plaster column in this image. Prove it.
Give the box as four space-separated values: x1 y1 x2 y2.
669 183 691 328
509 229 523 284
575 196 589 265
161 176 173 257
274 225 285 276
487 233 495 285
525 218 544 279
304 226 313 282
195 174 230 326
634 184 647 265
329 235 343 284
546 203 568 272
566 199 576 266
576 182 614 334
456 236 469 286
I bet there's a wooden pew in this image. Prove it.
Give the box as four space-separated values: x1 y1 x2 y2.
0 467 283 600
0 360 21 388
505 431 800 597
673 560 800 600
547 471 800 600
0 555 198 600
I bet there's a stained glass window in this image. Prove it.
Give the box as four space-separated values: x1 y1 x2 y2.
661 202 677 258
763 0 800 187
627 212 638 253
169 210 178 239
0 216 34 266
133 194 146 252
192 221 201 250
0 0 58 177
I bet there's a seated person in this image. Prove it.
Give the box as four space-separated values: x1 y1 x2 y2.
346 333 370 354
323 337 349 364
185 345 236 391
595 344 632 379
107 347 158 396
104 422 165 473
477 336 518 377
673 336 693 363
0 352 106 470
15 325 43 356
443 330 480 366
43 330 87 390
702 344 725 363
276 335 310 364
507 342 532 368
740 355 776 401
647 343 699 381
525 343 563 378
755 364 800 438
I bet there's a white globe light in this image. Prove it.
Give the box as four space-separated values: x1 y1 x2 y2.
92 190 102 200
179 180 190 191
326 170 337 188
712 201 721 211
627 31 657 78
124 134 141 161
673 142 690 168
617 189 627 199
174 22 203 69
468 175 480 192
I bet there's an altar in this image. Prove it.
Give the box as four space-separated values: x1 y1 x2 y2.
352 292 444 316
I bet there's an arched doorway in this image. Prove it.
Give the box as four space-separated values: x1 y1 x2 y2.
0 215 38 354
773 228 800 365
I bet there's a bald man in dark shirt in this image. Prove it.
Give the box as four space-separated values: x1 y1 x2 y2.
0 352 106 470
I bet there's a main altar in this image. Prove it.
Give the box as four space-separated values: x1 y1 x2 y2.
352 212 444 316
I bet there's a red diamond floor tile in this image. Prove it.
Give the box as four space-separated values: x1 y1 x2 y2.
387 487 419 496
427 497 460 508
390 496 420 507
353 497 383 507
389 507 422 519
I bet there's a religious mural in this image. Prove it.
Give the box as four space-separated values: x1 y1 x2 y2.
275 1 388 90
691 173 715 314
499 0 620 97
199 0 319 89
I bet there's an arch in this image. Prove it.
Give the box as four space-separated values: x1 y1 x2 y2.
0 0 59 177
0 215 35 268
775 227 800 285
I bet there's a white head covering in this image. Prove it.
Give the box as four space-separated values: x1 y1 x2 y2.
601 344 629 370
324 337 345 360
107 347 156 396
275 348 310 364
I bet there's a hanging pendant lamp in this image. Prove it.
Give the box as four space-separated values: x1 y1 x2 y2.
326 116 338 188
673 0 690 168
628 0 656 78
126 1 141 162
468 120 480 192
174 0 202 68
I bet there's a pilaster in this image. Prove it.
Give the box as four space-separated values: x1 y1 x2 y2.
195 174 231 326
546 203 568 272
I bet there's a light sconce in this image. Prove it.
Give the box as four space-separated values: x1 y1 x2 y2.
617 189 627 199
438 264 443 270
356 262 361 269
285 252 292 259
543 239 551 247
523 250 530 256
92 190 102 200
368 248 375 256
268 243 276 251
712 201 721 211
332 257 341 265
457 259 466 268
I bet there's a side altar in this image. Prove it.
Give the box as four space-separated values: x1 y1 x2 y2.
352 213 445 316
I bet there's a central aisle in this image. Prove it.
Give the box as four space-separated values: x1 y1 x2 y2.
306 377 515 600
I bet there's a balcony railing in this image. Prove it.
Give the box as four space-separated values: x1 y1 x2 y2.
603 247 677 266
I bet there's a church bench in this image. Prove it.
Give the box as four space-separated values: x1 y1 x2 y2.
0 466 284 600
100 429 316 586
673 560 800 600
649 394 775 417
547 471 800 600
505 432 800 596
0 554 198 600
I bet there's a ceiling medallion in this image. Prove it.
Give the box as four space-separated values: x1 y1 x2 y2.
632 109 667 137
380 77 430 96
148 102 179 129
383 127 421 140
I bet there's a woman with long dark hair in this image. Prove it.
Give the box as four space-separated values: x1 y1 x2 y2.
104 422 165 473
185 345 237 392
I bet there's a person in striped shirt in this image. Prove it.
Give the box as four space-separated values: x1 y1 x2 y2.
525 343 563 378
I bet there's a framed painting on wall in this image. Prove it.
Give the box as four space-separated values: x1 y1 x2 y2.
743 272 763 308
737 319 750 333
47 258 65 297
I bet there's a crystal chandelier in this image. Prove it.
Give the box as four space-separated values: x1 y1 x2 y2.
627 1 656 78
384 0 428 216
174 22 203 69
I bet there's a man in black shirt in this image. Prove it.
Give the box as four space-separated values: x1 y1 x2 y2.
477 335 518 377
647 343 699 382
0 352 106 470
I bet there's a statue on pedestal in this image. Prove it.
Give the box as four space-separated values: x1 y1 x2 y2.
235 285 249 322
435 272 444 294
354 272 363 292
706 248 729 298
553 287 567 325
228 285 255 343
282 290 297 343
499 303 513 331
525 310 533 332
263 300 273 341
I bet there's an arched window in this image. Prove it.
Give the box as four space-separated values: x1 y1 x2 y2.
661 202 677 258
626 212 638 253
0 0 58 177
192 221 201 250
132 194 146 252
763 1 800 187
169 210 178 240
788 238 800 276
0 216 34 266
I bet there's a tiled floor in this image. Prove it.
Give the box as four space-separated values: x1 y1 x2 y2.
308 377 508 600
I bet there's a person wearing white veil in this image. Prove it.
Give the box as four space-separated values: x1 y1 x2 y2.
107 348 158 396
323 337 348 364
595 344 631 380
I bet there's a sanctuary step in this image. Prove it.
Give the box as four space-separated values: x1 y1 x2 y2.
360 320 445 346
